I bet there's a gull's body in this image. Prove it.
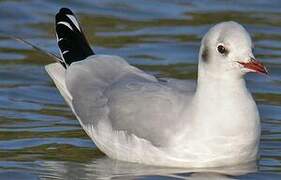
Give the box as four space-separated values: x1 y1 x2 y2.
45 8 267 168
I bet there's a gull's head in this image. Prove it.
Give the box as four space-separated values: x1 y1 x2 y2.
199 21 268 79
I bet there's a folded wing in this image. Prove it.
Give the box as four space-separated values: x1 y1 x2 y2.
65 55 189 146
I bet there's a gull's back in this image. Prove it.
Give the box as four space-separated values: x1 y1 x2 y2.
65 55 192 146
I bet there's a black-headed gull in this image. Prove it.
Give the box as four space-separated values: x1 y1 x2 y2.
45 8 268 168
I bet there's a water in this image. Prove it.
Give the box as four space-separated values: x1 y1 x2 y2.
0 0 280 179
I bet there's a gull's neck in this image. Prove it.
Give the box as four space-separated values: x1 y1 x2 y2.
191 61 255 126
196 60 248 96
183 62 260 141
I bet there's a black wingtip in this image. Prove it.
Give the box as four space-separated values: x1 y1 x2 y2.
55 8 74 23
55 8 94 67
59 7 74 15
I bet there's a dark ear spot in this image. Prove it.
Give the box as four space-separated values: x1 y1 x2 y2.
201 46 209 63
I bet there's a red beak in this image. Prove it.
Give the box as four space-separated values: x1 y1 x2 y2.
238 58 268 75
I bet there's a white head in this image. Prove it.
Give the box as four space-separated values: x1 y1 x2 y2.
198 21 267 80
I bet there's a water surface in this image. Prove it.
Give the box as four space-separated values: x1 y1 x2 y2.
0 0 281 179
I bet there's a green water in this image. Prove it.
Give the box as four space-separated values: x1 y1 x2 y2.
0 0 281 179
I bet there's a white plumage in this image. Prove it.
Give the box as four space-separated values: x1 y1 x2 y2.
46 9 268 168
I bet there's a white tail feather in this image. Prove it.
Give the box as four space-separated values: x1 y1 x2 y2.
45 63 72 106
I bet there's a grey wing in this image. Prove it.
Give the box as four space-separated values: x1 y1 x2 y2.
104 80 189 146
159 78 196 93
66 55 192 146
65 55 155 125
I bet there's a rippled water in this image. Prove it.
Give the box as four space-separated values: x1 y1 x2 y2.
0 0 281 179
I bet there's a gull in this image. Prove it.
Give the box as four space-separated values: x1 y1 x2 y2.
44 8 268 168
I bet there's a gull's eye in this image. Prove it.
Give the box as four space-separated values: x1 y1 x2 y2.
217 45 226 54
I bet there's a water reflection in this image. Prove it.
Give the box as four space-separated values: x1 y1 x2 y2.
39 155 257 179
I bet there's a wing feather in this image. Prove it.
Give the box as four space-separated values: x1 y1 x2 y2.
65 55 191 146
